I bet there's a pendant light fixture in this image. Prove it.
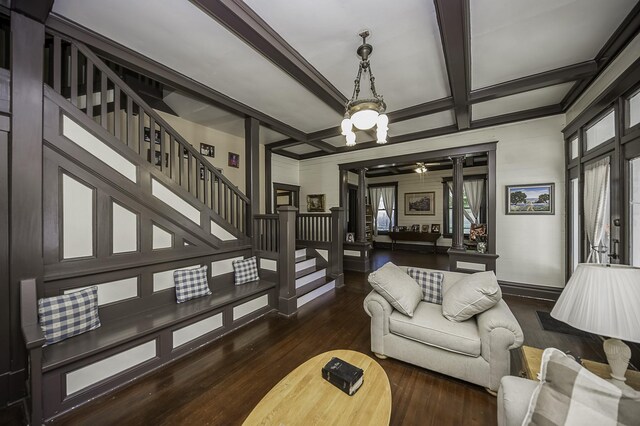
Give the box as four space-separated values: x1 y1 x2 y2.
341 30 388 146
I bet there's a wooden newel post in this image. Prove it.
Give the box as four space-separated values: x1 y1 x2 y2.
277 205 298 316
329 207 345 287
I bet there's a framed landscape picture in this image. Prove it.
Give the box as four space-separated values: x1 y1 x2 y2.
404 192 435 215
506 183 555 215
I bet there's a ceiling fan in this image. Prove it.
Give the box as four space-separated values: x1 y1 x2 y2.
414 162 440 174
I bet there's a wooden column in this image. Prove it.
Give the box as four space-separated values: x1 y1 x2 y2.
450 155 465 250
339 169 348 232
265 148 272 214
277 206 298 316
356 168 367 243
8 11 45 404
245 117 259 235
329 207 344 288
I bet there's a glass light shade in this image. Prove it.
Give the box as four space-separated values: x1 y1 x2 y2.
351 109 379 130
345 132 356 146
341 118 352 135
377 113 389 129
376 127 387 144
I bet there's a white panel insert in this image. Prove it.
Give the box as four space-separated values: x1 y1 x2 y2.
297 281 335 308
66 340 156 395
172 313 223 349
153 266 198 292
62 174 94 259
259 258 277 271
210 220 237 241
151 178 200 224
316 249 328 262
112 202 138 253
62 115 136 182
211 256 243 277
456 261 486 272
233 294 269 320
152 224 173 249
344 250 361 257
64 277 138 306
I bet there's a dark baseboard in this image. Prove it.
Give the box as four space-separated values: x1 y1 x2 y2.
499 280 563 301
373 241 448 254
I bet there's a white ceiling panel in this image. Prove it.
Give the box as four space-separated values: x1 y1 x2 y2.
389 110 456 135
260 126 287 145
244 0 451 111
324 135 347 148
282 144 322 155
472 82 574 121
470 0 637 89
52 0 341 133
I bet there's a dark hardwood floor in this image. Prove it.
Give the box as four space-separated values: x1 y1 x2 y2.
1 249 617 426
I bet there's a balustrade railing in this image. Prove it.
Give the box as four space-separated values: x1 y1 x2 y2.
43 31 249 234
253 214 279 253
296 213 331 243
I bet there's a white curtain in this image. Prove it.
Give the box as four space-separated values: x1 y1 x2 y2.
368 187 383 236
463 179 485 224
447 181 480 224
380 186 395 232
584 157 610 263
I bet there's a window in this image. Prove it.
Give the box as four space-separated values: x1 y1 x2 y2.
631 157 640 266
443 178 486 236
569 178 580 272
370 185 396 233
585 110 615 151
569 136 578 160
629 89 640 129
376 196 395 233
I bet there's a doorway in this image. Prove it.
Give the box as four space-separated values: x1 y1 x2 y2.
273 182 300 210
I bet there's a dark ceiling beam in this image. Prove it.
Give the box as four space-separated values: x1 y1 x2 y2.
46 15 307 141
470 104 563 129
434 0 471 130
387 97 454 122
470 61 598 103
190 0 346 114
265 138 304 150
11 0 54 22
561 2 640 110
270 148 301 161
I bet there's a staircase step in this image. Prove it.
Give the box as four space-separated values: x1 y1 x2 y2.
295 248 307 260
296 276 331 297
295 268 326 289
297 280 336 308
295 257 316 272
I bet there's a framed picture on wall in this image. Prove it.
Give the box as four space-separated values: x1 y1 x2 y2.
346 232 355 243
228 152 240 168
307 194 326 212
404 192 435 215
431 224 441 233
200 143 215 158
144 127 161 144
505 183 555 215
147 150 168 167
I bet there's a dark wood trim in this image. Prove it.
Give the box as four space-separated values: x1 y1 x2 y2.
498 280 563 301
0 129 9 406
471 104 563 129
244 117 259 235
265 148 272 214
387 98 455 122
272 182 299 211
270 148 300 161
10 0 54 23
450 156 465 250
306 139 336 153
189 0 346 114
9 11 45 403
487 149 497 254
434 0 471 130
470 61 597 103
46 14 307 142
561 2 640 110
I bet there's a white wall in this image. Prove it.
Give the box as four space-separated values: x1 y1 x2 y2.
298 115 567 288
272 153 300 186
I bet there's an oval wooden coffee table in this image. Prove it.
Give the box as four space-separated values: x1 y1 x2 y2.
243 349 391 425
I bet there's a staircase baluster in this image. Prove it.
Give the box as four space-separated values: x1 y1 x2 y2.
169 133 175 180
100 71 107 129
126 97 134 152
114 85 121 140
70 44 78 106
53 36 61 93
85 58 93 119
138 110 145 160
148 116 156 168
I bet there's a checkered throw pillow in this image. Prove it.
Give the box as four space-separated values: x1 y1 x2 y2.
232 256 259 285
524 348 640 425
174 265 211 303
38 287 101 345
407 268 444 304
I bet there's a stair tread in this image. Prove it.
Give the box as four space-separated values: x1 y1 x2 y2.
296 276 333 298
295 255 314 263
295 266 325 279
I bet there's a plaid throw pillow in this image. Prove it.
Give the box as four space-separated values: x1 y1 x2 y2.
407 268 444 304
524 348 640 425
232 256 259 285
38 287 101 345
174 265 211 303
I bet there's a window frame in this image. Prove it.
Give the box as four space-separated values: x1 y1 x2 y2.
441 174 487 239
368 182 398 235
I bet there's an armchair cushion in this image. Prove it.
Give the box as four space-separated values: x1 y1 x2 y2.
407 268 444 304
368 262 422 317
389 302 481 357
442 271 502 322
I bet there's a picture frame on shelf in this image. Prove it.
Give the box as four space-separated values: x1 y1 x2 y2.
307 194 326 212
469 223 486 240
431 224 441 233
228 152 240 168
411 224 420 232
421 224 429 232
405 192 436 215
200 143 215 158
345 232 355 243
505 183 555 215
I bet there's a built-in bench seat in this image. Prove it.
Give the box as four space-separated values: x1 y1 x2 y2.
42 279 276 372
21 275 277 424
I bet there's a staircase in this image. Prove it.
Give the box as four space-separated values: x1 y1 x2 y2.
294 248 336 307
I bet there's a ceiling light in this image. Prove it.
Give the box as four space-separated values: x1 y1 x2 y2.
415 162 428 174
342 30 388 146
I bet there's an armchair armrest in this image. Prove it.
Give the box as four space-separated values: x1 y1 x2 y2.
477 300 524 358
363 290 393 335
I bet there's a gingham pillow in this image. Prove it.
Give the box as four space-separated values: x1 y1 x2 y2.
174 265 211 303
38 287 101 345
407 268 444 304
232 256 259 285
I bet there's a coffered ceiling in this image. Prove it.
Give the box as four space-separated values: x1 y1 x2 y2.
50 0 640 159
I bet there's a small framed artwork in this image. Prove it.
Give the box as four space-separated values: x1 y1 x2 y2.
431 224 441 233
147 150 168 167
405 192 436 215
307 194 326 212
228 152 240 168
505 183 555 215
144 127 161 144
182 147 190 159
392 226 400 232
346 232 355 243
199 165 205 180
411 224 420 232
200 143 215 158
398 226 408 232
421 224 429 232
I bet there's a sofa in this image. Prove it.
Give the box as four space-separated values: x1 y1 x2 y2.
497 376 538 425
363 266 524 392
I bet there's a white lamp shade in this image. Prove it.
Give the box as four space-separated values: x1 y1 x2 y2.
345 132 356 146
340 118 352 135
377 113 389 129
351 109 379 130
376 127 387 144
551 264 640 343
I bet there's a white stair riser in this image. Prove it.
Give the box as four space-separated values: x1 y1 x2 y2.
295 248 306 259
295 258 316 272
297 281 336 308
295 269 326 288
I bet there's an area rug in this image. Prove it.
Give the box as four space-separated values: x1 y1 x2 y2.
536 311 593 338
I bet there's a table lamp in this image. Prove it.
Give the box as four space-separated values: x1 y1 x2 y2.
551 263 640 387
